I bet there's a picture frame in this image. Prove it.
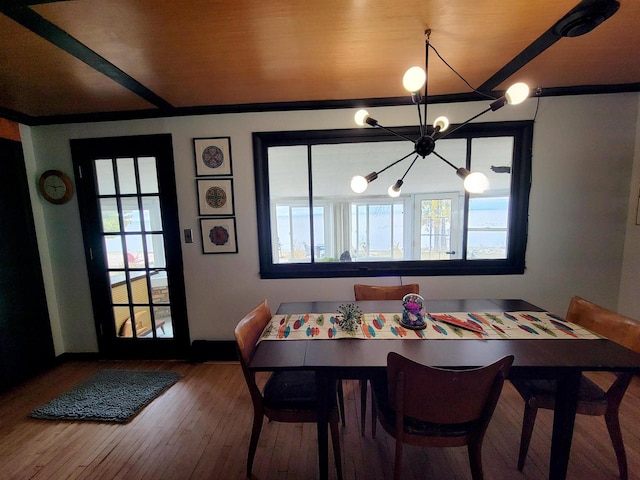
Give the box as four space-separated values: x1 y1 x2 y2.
197 178 234 216
193 137 233 177
200 217 238 254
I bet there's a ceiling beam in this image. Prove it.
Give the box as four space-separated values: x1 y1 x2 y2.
1 5 173 110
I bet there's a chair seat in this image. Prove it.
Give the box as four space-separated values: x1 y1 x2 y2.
511 374 607 412
263 370 330 411
372 374 477 438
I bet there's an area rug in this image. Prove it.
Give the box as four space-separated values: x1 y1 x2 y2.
29 369 182 423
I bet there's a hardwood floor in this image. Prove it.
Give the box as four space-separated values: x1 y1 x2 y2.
1 360 639 479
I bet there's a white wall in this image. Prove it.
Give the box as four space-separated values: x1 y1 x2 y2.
618 94 640 318
21 93 639 354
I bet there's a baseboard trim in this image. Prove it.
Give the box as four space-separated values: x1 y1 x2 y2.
190 340 238 363
53 342 238 364
56 352 102 362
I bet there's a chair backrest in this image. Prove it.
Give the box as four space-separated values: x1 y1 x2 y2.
386 352 514 425
235 299 272 366
566 296 640 354
354 283 420 301
235 300 273 409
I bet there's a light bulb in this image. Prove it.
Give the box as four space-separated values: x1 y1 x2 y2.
402 66 426 93
463 172 490 193
505 83 530 105
388 180 403 197
433 116 449 132
354 109 369 126
351 175 369 193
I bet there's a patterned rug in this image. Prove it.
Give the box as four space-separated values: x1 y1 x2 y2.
29 369 182 423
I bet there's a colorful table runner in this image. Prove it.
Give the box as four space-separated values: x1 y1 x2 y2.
260 311 601 341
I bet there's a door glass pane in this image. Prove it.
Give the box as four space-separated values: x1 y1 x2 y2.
138 157 159 193
420 199 452 260
133 307 152 338
121 198 142 233
393 203 404 259
146 234 166 268
110 272 129 304
105 235 124 268
129 273 149 304
150 271 170 304
369 204 391 259
114 306 132 337
142 197 162 231
153 306 172 338
95 159 115 195
100 198 120 233
467 197 509 259
116 157 137 194
312 206 325 260
125 235 145 268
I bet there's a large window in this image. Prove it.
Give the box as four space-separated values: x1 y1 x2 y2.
254 121 532 278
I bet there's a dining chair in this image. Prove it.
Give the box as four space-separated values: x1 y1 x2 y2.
353 283 420 437
235 300 343 479
510 295 640 480
353 283 420 301
371 352 514 480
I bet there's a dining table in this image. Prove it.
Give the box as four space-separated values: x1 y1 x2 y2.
248 298 640 480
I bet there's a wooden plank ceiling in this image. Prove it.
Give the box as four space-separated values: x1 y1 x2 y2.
0 0 638 124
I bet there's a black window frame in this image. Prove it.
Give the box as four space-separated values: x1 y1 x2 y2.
253 120 533 279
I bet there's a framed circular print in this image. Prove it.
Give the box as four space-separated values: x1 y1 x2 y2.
193 137 232 176
200 217 238 254
197 179 234 216
38 169 73 204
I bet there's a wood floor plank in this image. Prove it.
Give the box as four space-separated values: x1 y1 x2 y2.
1 360 639 479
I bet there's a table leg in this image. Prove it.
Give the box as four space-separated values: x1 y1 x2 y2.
549 370 581 480
316 371 329 480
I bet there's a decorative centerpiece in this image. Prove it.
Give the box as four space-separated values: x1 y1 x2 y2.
336 303 363 334
401 293 427 330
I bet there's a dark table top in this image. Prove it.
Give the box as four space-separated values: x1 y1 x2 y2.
249 299 640 375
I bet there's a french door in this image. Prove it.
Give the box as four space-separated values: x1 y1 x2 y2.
72 134 190 358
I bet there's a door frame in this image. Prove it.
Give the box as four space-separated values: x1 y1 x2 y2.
72 134 190 358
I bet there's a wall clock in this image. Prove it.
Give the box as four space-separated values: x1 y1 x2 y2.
38 169 73 204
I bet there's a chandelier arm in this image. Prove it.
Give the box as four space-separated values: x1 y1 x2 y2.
431 150 459 171
399 155 420 181
423 31 430 134
377 150 418 176
434 106 492 141
373 123 416 143
416 103 425 137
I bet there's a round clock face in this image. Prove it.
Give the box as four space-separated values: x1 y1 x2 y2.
39 170 73 204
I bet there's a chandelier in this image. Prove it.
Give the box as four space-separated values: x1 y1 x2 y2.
350 30 530 197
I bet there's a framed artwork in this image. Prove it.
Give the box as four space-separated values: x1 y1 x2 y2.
200 217 238 254
197 178 234 216
193 137 233 176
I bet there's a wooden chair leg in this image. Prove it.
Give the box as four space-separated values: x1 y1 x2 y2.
468 440 485 480
371 388 377 438
393 438 403 480
330 416 343 480
360 379 367 436
605 408 628 480
518 403 538 471
247 413 264 478
337 380 346 426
